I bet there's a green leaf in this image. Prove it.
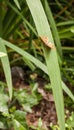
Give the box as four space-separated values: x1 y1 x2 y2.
22 104 32 113
14 110 26 120
43 0 62 59
0 38 47 74
70 27 74 33
13 0 21 10
0 93 8 114
38 118 42 128
15 89 40 112
13 119 27 130
14 110 28 128
23 57 35 71
66 112 74 128
62 82 74 101
26 0 65 130
0 42 12 99
0 121 6 129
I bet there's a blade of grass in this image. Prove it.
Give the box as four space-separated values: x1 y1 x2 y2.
0 5 2 36
23 57 35 71
3 9 16 37
0 43 12 99
26 0 65 130
57 20 74 27
13 0 21 10
43 0 62 59
0 38 48 75
62 82 74 101
7 2 37 36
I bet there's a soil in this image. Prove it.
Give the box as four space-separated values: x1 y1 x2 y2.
1 66 72 130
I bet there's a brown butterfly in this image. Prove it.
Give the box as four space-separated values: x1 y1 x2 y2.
40 36 55 49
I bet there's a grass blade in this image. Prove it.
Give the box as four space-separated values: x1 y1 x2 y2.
0 38 48 75
62 82 74 101
13 0 21 10
8 2 37 36
43 0 62 59
0 42 12 99
26 0 65 130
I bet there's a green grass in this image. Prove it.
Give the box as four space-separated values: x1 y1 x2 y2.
0 0 74 130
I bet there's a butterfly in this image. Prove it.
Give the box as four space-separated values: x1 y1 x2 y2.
40 36 55 49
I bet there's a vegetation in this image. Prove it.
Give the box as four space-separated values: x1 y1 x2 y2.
0 0 74 130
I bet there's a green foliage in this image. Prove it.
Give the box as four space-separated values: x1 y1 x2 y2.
0 0 74 130
14 87 42 113
66 112 74 129
0 84 41 130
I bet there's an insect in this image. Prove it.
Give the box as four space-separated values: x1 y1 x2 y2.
40 36 55 49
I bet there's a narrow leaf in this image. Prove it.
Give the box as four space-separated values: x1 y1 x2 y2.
26 0 65 130
13 0 21 10
0 38 48 75
0 42 12 99
43 0 62 58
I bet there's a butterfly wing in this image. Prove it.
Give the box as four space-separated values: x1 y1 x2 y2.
40 36 55 49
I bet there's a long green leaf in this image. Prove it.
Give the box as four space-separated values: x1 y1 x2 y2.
13 0 21 10
0 38 48 75
62 82 74 101
43 0 62 59
0 43 12 99
26 0 65 130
